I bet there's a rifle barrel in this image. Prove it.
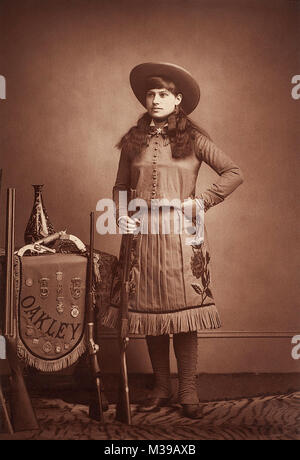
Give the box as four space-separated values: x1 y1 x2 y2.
87 211 104 423
116 188 136 424
5 188 16 338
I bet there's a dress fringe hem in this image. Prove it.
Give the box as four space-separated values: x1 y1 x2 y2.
101 304 221 335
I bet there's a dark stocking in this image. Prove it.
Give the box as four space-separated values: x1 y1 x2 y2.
173 331 199 404
146 334 172 398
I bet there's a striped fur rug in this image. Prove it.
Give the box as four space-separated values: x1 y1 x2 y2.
3 391 299 440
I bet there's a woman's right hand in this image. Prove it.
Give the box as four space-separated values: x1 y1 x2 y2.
117 215 140 234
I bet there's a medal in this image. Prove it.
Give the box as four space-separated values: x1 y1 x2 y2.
70 305 80 318
39 277 49 299
56 300 64 314
56 272 64 313
42 341 52 354
26 325 34 336
70 277 82 300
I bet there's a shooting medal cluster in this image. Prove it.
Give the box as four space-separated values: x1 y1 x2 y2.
16 255 87 372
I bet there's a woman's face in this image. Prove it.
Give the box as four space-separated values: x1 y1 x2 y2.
146 88 182 120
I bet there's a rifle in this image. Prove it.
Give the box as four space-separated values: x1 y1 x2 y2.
4 188 39 431
86 211 104 423
115 188 137 424
0 169 13 434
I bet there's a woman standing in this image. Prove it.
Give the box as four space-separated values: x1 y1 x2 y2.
102 62 244 419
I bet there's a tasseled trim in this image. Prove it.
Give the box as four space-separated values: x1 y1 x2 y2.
101 305 221 336
16 337 86 373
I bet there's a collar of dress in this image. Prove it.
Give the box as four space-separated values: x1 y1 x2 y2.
147 121 170 147
149 119 168 136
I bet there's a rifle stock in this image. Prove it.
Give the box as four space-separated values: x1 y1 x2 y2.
116 335 131 424
115 189 136 424
4 188 39 431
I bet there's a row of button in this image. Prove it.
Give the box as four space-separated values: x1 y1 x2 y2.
152 140 159 197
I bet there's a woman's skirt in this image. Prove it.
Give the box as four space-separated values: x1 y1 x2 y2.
101 207 221 335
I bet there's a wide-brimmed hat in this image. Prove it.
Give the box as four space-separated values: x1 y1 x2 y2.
130 62 200 115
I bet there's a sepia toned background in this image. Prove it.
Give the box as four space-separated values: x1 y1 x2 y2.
0 0 299 374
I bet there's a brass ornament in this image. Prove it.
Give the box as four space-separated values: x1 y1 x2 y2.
39 277 49 299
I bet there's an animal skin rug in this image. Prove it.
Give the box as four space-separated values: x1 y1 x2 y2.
1 391 299 440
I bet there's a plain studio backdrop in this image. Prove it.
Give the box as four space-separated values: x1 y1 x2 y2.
0 0 299 374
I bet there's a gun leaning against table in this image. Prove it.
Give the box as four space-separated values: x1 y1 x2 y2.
4 188 39 431
115 188 137 424
86 211 105 423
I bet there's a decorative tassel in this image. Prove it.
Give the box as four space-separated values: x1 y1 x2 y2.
17 338 87 373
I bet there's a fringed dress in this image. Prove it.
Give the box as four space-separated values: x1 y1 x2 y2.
101 128 243 336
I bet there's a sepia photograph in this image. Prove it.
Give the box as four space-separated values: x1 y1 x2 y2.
0 0 299 444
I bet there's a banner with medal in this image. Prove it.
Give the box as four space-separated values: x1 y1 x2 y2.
15 253 87 372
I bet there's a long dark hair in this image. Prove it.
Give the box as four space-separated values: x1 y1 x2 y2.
117 76 210 159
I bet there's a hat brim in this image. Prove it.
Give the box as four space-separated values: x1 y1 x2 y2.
130 62 200 115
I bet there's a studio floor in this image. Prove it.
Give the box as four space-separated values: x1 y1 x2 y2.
1 373 299 440
1 392 299 440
